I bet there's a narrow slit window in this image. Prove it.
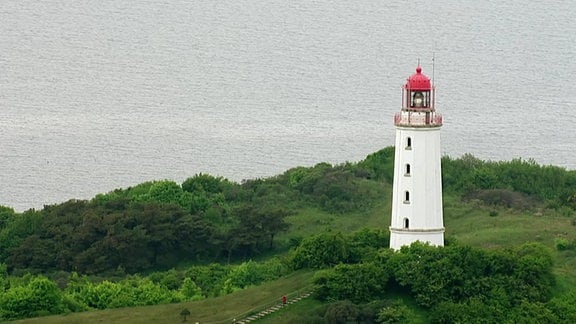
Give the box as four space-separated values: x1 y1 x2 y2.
405 191 410 203
404 218 409 229
406 137 412 149
405 164 411 176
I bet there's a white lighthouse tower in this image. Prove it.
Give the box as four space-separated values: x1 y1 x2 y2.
389 65 444 250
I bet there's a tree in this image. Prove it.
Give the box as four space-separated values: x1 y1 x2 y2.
222 205 290 260
290 232 350 269
0 263 8 292
254 207 290 249
7 234 57 271
0 206 15 230
313 262 388 303
441 154 481 194
182 174 233 214
147 180 187 207
182 173 232 194
358 146 396 182
472 166 499 190
0 209 43 263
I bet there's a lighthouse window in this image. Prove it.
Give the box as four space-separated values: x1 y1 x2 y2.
403 218 409 229
406 137 412 149
405 164 411 176
404 191 410 203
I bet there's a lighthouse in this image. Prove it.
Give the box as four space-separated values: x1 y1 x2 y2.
389 65 444 250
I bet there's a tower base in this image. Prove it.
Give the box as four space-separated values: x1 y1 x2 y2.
389 227 444 250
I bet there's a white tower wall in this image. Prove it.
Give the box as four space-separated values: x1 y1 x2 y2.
389 126 444 250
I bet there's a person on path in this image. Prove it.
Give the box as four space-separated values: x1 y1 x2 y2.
282 294 287 307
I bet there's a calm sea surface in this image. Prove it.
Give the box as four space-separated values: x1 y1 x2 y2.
1 1 575 211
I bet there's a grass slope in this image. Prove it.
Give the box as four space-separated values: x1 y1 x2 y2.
12 271 314 324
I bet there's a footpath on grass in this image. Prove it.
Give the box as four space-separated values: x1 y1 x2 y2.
204 286 314 324
233 289 312 324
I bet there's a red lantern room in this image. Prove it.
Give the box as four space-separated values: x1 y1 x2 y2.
395 65 441 127
403 65 434 110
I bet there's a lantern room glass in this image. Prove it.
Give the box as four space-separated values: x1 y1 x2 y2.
410 90 430 108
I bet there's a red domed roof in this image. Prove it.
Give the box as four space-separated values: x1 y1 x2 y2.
405 66 431 90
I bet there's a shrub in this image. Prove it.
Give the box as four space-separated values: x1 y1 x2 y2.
313 262 388 303
324 300 360 324
289 232 350 269
377 300 415 324
0 276 65 320
465 189 538 210
554 237 571 251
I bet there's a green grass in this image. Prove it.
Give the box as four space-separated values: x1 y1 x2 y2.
279 195 392 242
445 201 576 249
257 298 326 323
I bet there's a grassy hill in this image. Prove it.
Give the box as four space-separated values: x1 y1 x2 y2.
12 194 576 323
3 148 576 323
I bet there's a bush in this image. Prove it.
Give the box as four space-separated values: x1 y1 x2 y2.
323 300 360 324
377 300 415 324
548 289 576 322
313 263 388 303
67 276 183 310
289 232 350 269
385 242 556 309
0 276 65 320
466 189 538 210
555 238 571 251
184 263 231 297
180 278 203 301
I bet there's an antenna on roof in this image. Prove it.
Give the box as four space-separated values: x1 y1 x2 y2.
432 53 435 87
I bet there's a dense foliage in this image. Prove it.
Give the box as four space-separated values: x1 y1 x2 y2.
0 157 386 275
293 235 571 323
0 176 294 274
289 228 389 269
0 258 289 320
